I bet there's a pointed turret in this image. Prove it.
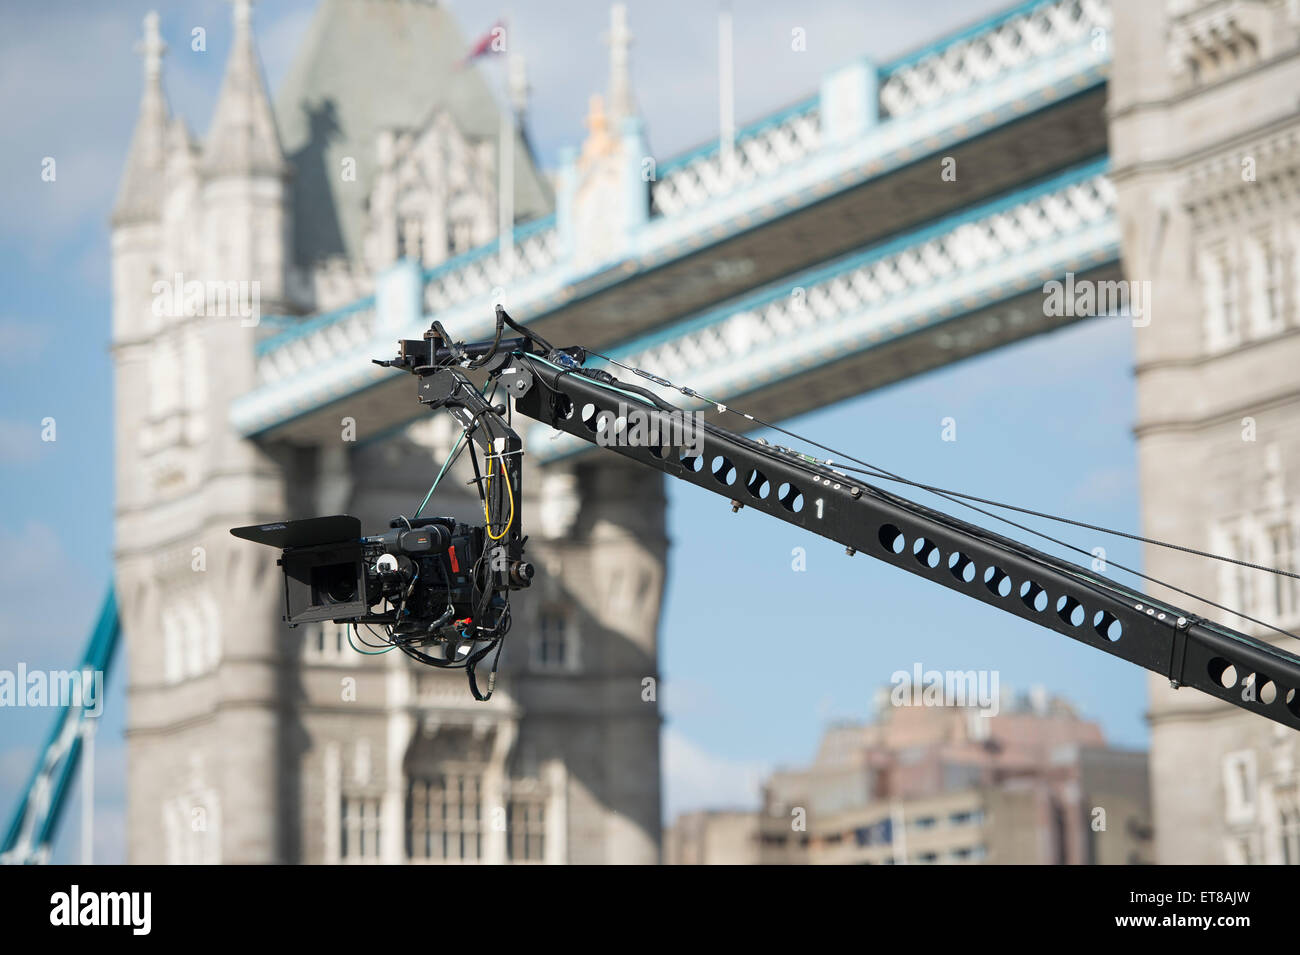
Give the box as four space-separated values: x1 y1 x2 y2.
167 117 199 175
564 4 649 274
606 2 636 126
202 0 287 178
112 11 168 225
200 0 291 307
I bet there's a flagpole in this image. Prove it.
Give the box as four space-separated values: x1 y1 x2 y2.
500 107 513 282
499 15 516 285
80 720 95 865
719 2 735 184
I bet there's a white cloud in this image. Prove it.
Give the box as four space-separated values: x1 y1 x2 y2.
0 743 36 791
0 1 315 263
0 319 47 362
90 803 127 864
258 3 315 93
1068 464 1137 510
661 675 723 720
0 520 95 663
0 418 46 465
0 10 134 249
444 0 1012 168
662 727 769 822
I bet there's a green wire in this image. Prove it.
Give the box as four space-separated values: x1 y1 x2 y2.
413 379 493 517
348 378 499 659
348 623 396 655
414 429 467 518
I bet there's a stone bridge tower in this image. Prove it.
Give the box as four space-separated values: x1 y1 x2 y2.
1111 0 1300 863
112 0 663 864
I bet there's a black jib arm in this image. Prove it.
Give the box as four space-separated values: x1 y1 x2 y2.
384 319 1300 729
504 350 1300 731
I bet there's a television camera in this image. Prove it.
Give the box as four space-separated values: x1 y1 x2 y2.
231 308 546 699
229 307 1300 732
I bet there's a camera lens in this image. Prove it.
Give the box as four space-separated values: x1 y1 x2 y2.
326 575 356 603
314 563 358 604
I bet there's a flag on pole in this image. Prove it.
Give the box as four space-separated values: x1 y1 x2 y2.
460 20 505 67
458 16 516 281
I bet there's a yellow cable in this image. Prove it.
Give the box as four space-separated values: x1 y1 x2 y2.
484 453 515 540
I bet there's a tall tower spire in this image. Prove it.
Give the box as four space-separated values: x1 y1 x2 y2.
606 2 635 125
508 50 530 119
203 0 286 177
112 11 169 224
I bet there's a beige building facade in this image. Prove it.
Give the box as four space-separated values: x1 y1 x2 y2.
112 1 663 865
668 693 1152 865
1110 0 1300 863
111 0 1300 867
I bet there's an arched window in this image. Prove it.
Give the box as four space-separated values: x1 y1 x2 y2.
397 213 424 262
531 606 579 672
506 780 548 863
404 727 493 863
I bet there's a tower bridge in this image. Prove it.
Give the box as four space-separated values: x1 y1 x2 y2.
10 0 1300 866
234 0 1112 444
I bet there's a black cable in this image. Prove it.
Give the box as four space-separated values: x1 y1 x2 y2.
466 636 502 701
498 305 556 355
830 463 1300 582
466 307 506 369
466 426 485 500
358 623 392 648
414 435 471 518
862 467 1300 643
586 349 1294 580
820 433 1300 642
581 348 1300 643
869 475 1300 644
428 320 464 362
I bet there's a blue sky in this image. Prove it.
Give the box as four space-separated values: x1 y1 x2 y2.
0 0 1144 861
659 314 1144 814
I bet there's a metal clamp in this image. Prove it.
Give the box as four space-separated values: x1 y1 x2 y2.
1168 614 1200 688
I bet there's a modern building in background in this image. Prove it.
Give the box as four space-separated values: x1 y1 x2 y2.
667 688 1152 864
664 810 759 865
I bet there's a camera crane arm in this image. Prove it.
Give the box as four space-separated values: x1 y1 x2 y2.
388 318 1300 731
414 364 528 593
